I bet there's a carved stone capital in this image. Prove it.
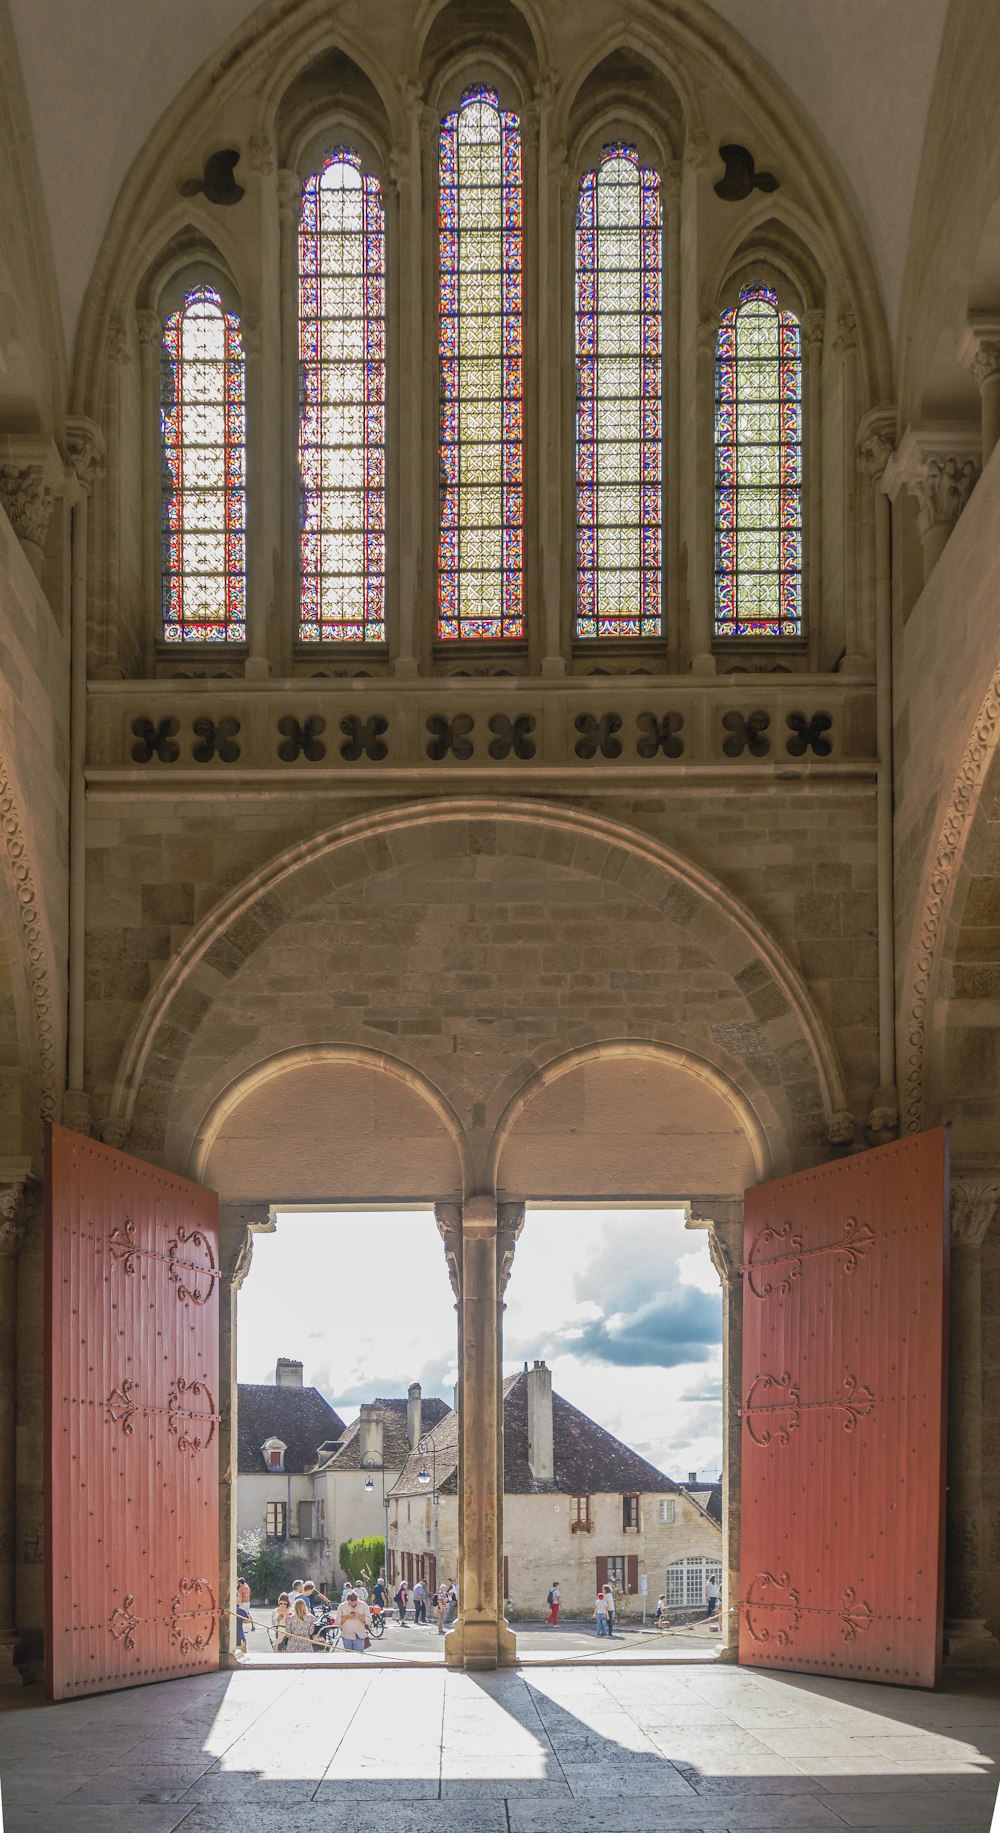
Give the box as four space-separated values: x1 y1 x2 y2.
136 308 161 350
0 464 53 551
398 73 423 112
684 128 712 175
435 1200 462 1300
706 1219 743 1288
65 415 105 494
856 407 897 480
951 1178 1000 1249
418 103 439 152
827 1109 856 1147
958 315 1000 389
801 308 825 351
971 342 1000 388
883 424 981 535
101 1120 129 1150
833 312 857 356
0 1184 27 1258
497 1200 525 1297
105 320 130 369
276 168 302 222
246 132 275 178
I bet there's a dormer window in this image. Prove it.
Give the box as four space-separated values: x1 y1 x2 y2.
261 1436 287 1473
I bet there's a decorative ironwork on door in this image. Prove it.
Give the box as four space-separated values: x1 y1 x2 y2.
45 1122 220 1699
740 1127 948 1687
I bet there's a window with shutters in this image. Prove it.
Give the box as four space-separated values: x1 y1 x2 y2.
605 1554 626 1589
265 1500 287 1541
658 1496 676 1524
622 1492 640 1531
570 1494 592 1531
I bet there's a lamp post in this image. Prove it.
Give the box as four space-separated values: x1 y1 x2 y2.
360 1452 389 1586
415 1432 440 1596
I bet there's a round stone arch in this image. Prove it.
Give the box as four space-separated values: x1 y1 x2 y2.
190 1042 468 1201
489 1038 770 1202
107 798 850 1179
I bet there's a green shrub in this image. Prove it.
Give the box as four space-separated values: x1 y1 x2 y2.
338 1536 385 1585
237 1527 294 1600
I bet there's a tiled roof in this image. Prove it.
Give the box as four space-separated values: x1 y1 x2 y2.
682 1482 723 1524
318 1396 450 1472
388 1370 681 1499
237 1384 346 1475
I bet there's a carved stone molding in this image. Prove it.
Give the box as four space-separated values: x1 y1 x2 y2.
0 465 53 550
958 315 1000 387
951 1178 1000 1249
0 1185 27 1258
901 662 1000 1132
884 425 981 536
827 1109 856 1147
856 407 896 480
246 133 275 177
0 755 59 1121
971 342 1000 388
105 320 130 369
65 416 105 495
435 1200 462 1300
497 1201 525 1297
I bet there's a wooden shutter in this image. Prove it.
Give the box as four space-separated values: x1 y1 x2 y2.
595 1556 609 1590
626 1555 639 1594
428 1554 437 1593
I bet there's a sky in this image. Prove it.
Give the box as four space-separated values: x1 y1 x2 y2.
236 1205 722 1482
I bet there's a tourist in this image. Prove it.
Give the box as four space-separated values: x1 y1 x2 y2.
605 1586 617 1636
653 1594 667 1628
335 1589 373 1652
412 1577 427 1623
435 1582 449 1633
355 1579 369 1603
234 1576 254 1659
593 1588 609 1637
271 1591 291 1653
303 1580 332 1614
394 1578 409 1623
545 1581 560 1626
705 1575 721 1619
373 1574 388 1610
284 1596 315 1654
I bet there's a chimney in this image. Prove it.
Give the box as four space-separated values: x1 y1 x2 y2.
688 1471 698 1485
526 1359 554 1483
358 1404 384 1464
407 1382 422 1450
275 1358 303 1387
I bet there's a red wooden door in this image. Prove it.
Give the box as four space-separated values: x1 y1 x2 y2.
740 1127 948 1687
45 1122 220 1699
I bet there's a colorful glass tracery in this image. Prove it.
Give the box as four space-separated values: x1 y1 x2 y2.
714 283 802 637
161 286 247 643
575 145 662 639
299 149 386 643
437 85 523 640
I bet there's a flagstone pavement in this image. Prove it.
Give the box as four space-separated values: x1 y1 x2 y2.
0 1662 997 1833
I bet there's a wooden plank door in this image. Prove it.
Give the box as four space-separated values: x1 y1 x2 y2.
45 1121 220 1699
740 1127 949 1687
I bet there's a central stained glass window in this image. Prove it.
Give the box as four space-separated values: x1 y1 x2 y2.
714 283 802 636
575 144 662 638
161 285 246 643
299 149 386 643
437 86 523 640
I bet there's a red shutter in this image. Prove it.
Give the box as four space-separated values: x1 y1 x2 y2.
428 1554 437 1593
595 1556 609 1590
627 1555 639 1594
502 1556 509 1600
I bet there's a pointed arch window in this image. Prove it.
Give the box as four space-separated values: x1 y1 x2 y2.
575 145 662 638
299 149 386 643
161 285 247 642
714 283 802 637
437 85 523 640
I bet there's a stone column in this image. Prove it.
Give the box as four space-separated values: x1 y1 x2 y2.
944 1178 1000 1667
704 1212 744 1662
218 1202 272 1663
883 425 981 583
277 169 303 677
0 1184 28 1683
858 408 899 1139
834 314 862 669
436 1196 517 1669
64 416 105 1137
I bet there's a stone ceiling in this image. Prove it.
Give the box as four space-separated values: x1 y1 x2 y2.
6 0 947 360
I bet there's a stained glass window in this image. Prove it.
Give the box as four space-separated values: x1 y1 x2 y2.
161 285 246 643
438 86 523 640
714 283 802 637
575 145 662 639
299 149 386 643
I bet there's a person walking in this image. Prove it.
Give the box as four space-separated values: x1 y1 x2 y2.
373 1575 388 1611
605 1586 617 1637
335 1589 373 1653
546 1581 560 1626
412 1577 427 1624
234 1576 254 1660
435 1582 449 1633
593 1588 609 1637
394 1579 409 1623
271 1591 291 1652
705 1575 721 1620
283 1596 315 1654
653 1594 667 1628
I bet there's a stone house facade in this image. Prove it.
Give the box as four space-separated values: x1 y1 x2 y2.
236 1359 345 1570
387 1361 721 1617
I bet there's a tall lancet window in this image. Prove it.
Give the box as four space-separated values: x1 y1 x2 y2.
161 285 247 642
714 283 803 637
575 145 662 638
437 85 523 640
299 149 386 643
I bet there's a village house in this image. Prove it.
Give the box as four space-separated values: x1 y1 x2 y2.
386 1361 722 1618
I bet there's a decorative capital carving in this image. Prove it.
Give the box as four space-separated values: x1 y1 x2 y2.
0 1184 27 1257
800 308 825 350
136 308 161 349
971 341 1000 388
246 132 275 177
276 168 302 221
105 320 130 368
833 312 857 356
0 464 53 550
684 128 712 175
857 407 897 479
705 1219 742 1287
241 315 261 359
951 1178 1000 1249
497 1200 525 1297
533 68 558 107
65 415 105 494
435 1200 462 1300
827 1109 856 1147
398 73 424 112
958 314 1000 389
101 1120 129 1150
221 1227 254 1291
884 424 981 535
418 103 439 151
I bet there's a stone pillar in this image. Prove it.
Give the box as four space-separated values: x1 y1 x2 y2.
0 1184 29 1683
218 1202 272 1663
802 309 826 659
277 169 303 677
436 1196 518 1669
64 415 105 1136
944 1178 1000 1667
858 408 899 1138
704 1213 744 1662
883 425 981 583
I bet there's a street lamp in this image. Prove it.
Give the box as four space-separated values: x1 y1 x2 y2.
360 1452 390 1584
416 1431 437 1495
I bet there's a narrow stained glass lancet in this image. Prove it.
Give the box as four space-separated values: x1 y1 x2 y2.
575 145 662 638
714 283 802 637
161 285 246 642
299 149 386 642
438 86 523 640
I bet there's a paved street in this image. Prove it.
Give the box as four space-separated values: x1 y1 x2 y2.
240 1612 724 1665
0 1661 996 1832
